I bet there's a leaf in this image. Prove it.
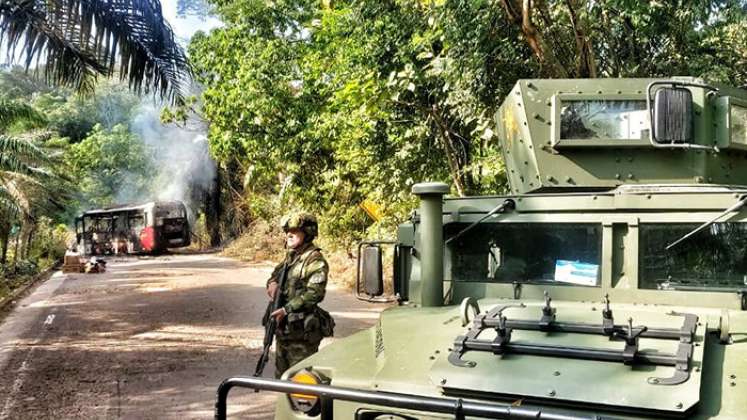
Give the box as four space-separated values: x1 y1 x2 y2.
0 0 191 103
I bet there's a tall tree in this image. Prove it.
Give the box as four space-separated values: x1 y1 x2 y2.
0 134 50 265
0 0 191 102
498 0 747 83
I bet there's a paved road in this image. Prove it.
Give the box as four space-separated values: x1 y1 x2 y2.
0 254 386 419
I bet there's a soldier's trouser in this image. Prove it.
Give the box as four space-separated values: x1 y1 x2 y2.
275 338 322 379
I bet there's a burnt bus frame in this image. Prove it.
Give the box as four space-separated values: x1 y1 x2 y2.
214 377 600 420
75 202 190 255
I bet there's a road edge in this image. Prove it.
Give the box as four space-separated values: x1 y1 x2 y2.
0 266 59 318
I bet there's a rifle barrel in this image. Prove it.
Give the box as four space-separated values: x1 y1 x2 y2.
253 260 290 378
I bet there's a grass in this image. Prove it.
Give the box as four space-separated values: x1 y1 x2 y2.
0 256 60 303
220 219 359 289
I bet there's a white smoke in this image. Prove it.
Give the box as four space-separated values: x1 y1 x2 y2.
125 100 216 223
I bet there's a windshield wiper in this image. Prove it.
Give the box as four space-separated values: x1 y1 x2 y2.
666 195 747 250
445 199 515 245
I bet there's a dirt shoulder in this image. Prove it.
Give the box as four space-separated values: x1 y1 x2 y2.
0 253 386 419
220 220 360 290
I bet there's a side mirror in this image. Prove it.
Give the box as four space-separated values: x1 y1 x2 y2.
652 87 693 143
356 241 398 303
361 245 384 296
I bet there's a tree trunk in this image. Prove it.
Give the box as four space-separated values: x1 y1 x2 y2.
428 104 474 197
19 220 29 259
501 0 570 77
564 0 597 77
12 231 19 271
24 223 36 259
205 167 222 248
0 224 9 266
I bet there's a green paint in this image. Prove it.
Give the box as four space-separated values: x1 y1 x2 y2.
412 182 449 308
274 79 747 419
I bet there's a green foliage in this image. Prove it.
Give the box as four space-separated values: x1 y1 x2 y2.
65 124 153 208
189 0 519 242
188 0 747 245
27 217 69 267
0 0 190 102
31 82 141 143
0 66 54 99
0 98 47 132
0 135 51 216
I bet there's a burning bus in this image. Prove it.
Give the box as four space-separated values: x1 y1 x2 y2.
74 201 191 255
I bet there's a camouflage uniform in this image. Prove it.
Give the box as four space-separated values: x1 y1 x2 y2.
266 214 332 378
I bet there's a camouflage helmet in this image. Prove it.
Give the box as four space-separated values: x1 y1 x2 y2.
281 212 318 241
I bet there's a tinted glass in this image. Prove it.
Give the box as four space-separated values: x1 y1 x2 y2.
560 100 648 140
640 223 747 291
446 223 602 285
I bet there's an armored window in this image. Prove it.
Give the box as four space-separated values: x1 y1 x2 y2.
560 100 648 140
640 223 747 291
729 104 747 147
445 223 602 286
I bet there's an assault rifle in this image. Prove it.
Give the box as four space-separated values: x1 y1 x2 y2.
254 260 289 378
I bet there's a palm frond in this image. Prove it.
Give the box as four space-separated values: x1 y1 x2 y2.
0 97 46 130
1 168 49 186
0 0 191 103
0 135 48 166
0 154 37 177
0 185 20 214
1 178 30 214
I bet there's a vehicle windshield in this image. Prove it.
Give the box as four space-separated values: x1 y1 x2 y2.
445 222 602 286
560 99 648 140
156 204 187 219
641 223 747 291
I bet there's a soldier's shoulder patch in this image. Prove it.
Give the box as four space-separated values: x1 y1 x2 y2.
305 258 328 273
309 272 327 284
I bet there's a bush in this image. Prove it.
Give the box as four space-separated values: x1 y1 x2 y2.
28 217 69 270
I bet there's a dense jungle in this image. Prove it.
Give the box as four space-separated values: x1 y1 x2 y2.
2 0 747 292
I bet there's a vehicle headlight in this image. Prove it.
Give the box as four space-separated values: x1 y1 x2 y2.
288 369 322 415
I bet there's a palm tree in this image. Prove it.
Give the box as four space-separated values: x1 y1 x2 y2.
0 0 190 103
0 96 45 131
0 99 49 265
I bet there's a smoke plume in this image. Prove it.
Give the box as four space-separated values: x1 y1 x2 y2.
118 100 216 222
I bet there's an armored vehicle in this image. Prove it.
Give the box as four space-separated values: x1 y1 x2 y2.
217 78 747 419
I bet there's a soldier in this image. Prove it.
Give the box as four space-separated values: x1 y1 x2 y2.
265 212 334 378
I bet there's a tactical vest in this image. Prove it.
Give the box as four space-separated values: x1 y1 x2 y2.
283 245 322 305
278 245 334 341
